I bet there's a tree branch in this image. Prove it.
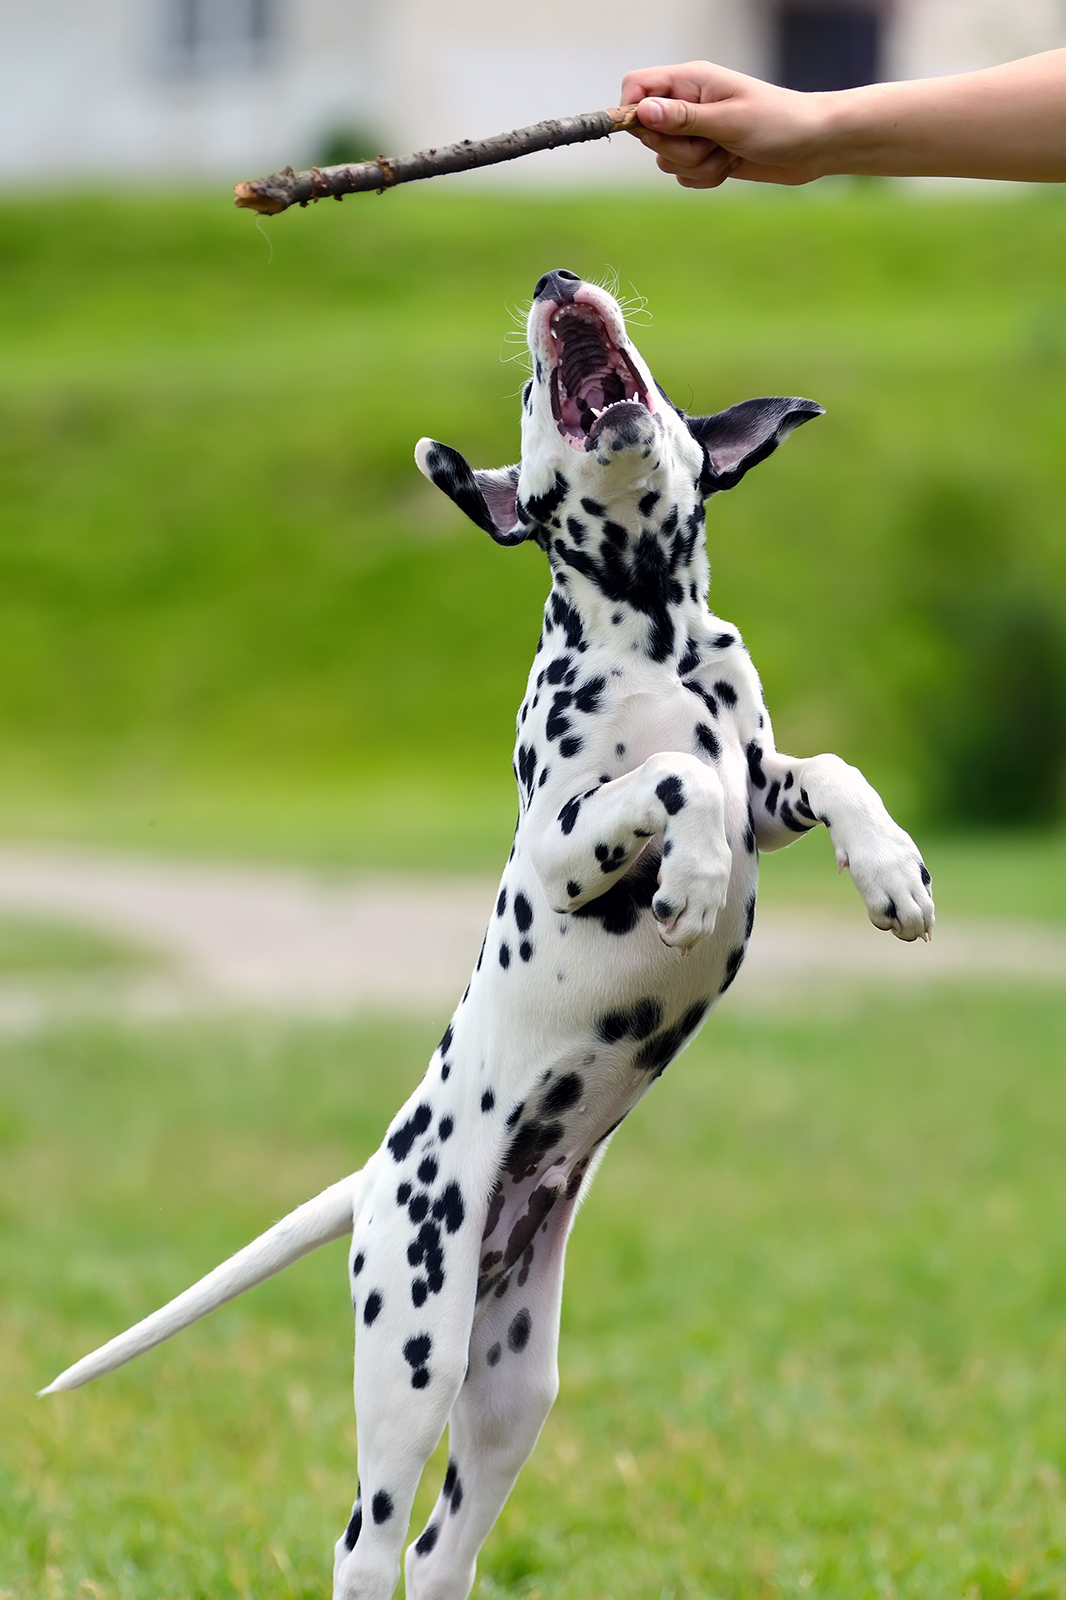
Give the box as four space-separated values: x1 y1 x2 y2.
233 107 641 216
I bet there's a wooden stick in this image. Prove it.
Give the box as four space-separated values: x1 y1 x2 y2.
233 106 642 216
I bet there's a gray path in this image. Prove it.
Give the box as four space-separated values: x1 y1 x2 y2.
0 846 1060 1023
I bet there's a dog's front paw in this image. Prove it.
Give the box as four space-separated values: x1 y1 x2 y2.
839 834 934 942
652 853 732 950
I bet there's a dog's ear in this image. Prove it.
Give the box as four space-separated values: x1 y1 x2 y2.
686 398 824 495
415 439 526 546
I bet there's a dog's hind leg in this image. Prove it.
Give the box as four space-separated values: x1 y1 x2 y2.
404 1202 575 1600
332 1165 490 1600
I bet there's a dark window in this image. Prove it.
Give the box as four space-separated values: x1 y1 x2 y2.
776 4 882 93
164 0 275 76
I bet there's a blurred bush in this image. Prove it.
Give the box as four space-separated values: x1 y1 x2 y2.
0 187 1063 851
897 480 1066 825
313 124 386 167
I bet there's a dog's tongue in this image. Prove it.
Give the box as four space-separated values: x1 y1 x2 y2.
585 400 651 452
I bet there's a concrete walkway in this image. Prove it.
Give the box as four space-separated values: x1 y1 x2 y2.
0 845 1060 1022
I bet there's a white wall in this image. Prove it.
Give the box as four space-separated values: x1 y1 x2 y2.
0 0 376 183
891 0 1066 80
371 0 711 187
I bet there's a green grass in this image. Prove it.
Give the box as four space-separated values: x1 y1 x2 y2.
0 915 150 977
0 188 1065 849
3 986 1065 1599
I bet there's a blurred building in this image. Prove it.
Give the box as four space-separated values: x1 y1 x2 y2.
2 0 1065 185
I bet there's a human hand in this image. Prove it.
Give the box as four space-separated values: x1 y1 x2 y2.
619 60 831 187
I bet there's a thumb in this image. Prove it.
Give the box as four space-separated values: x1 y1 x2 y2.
635 96 705 135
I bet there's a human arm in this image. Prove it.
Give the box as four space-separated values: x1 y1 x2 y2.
619 51 1066 188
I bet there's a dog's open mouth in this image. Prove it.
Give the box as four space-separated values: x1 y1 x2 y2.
548 306 650 451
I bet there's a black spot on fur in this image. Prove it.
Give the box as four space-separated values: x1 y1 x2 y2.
597 999 663 1044
574 675 606 714
344 1506 362 1550
505 1101 524 1129
517 743 537 799
404 1222 441 1299
656 776 685 815
388 1102 433 1162
525 471 568 525
514 893 533 932
920 862 931 888
411 1368 430 1389
363 1291 382 1326
580 496 605 517
432 1181 465 1234
481 1090 495 1113
550 590 585 650
634 1001 710 1077
684 680 718 717
508 1308 532 1352
745 893 757 939
559 797 582 835
418 1157 438 1185
559 735 583 758
519 939 533 961
496 889 507 917
504 1119 565 1181
566 879 582 897
713 633 735 649
396 1183 411 1205
713 680 738 706
499 943 511 969
765 779 780 815
779 798 811 832
487 1342 502 1367
412 1279 427 1307
720 946 746 993
404 1334 432 1367
415 1524 438 1556
372 1492 393 1525
639 489 660 517
696 723 720 759
443 1460 458 1497
439 1116 454 1142
574 848 660 936
408 1193 429 1223
746 741 767 790
884 898 898 923
352 1252 364 1277
677 640 701 675
541 1072 583 1115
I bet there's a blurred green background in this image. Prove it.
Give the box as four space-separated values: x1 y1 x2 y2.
1 186 1064 866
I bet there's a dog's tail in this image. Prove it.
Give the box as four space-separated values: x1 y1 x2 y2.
39 1168 366 1396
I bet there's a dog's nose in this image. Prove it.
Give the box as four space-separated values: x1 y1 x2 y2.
533 269 581 304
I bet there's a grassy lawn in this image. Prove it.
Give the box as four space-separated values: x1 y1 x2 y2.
3 983 1065 1600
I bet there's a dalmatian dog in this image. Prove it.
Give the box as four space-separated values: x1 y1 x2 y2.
42 269 934 1600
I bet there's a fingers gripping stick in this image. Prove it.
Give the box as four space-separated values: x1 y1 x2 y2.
532 754 732 949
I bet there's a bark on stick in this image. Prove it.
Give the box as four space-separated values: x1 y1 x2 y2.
233 107 641 216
